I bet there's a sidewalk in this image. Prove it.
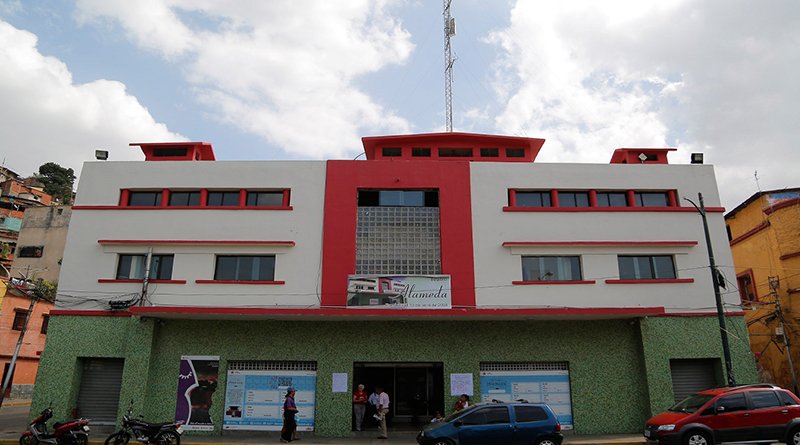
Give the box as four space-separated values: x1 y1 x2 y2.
0 431 646 445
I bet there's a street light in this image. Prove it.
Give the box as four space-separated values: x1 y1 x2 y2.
684 192 736 387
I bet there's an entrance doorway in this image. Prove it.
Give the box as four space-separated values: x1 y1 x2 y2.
353 362 444 429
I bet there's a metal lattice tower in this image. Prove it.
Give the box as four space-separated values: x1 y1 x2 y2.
443 0 456 132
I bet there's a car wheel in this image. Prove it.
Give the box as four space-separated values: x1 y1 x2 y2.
684 430 712 445
537 438 558 445
790 427 800 445
431 440 453 445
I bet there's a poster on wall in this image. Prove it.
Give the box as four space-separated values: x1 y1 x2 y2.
479 370 574 430
175 356 220 431
223 369 317 431
346 275 451 308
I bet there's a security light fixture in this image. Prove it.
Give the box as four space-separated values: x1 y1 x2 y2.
691 153 704 164
95 150 109 160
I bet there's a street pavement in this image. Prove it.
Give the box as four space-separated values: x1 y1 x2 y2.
0 402 645 444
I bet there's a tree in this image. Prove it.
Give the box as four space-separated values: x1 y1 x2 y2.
36 162 76 204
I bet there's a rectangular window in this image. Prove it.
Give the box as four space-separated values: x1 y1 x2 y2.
116 254 174 280
153 147 188 157
515 191 552 207
382 147 402 157
618 255 676 280
207 191 240 206
128 191 162 207
596 192 628 207
246 191 284 207
12 310 27 331
480 148 499 157
522 256 582 281
737 272 757 303
214 255 275 281
505 148 525 158
412 147 431 157
41 315 49 334
357 190 438 207
635 192 669 207
168 191 200 206
438 148 472 157
18 246 44 258
558 192 590 208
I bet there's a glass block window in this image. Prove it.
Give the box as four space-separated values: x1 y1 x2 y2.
356 206 441 275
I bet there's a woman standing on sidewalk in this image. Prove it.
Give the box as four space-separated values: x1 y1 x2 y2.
281 387 298 443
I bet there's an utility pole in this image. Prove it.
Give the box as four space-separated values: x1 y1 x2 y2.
685 193 736 386
0 280 39 408
443 0 456 132
770 276 799 393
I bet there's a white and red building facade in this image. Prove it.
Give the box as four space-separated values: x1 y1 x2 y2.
35 134 756 436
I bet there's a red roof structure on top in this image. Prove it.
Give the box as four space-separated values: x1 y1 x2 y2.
609 148 676 164
361 132 546 162
132 142 216 161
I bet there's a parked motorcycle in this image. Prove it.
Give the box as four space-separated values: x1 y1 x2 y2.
20 403 90 445
104 401 183 445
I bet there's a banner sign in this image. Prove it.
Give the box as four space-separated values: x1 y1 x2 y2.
175 356 220 431
346 275 451 309
223 369 317 431
479 370 574 430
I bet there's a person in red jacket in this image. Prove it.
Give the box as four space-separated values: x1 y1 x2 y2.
352 384 368 431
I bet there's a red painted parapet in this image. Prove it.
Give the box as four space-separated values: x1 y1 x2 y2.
361 132 545 162
131 142 216 161
610 148 676 164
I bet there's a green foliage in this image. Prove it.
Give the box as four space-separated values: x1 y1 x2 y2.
35 162 76 205
34 278 58 301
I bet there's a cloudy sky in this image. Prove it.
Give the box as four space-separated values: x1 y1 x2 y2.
1 0 797 208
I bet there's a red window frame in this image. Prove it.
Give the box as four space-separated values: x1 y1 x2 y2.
506 188 680 211
117 188 292 210
737 269 758 304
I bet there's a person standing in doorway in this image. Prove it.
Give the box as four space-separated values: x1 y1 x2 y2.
281 387 298 443
352 383 368 431
367 387 380 424
374 385 390 439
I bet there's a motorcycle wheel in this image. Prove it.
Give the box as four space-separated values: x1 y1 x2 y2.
73 435 88 445
154 432 180 445
105 432 131 445
19 436 39 445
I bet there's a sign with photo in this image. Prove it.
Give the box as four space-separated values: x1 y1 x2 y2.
479 370 574 429
175 356 220 431
223 369 317 431
346 275 451 309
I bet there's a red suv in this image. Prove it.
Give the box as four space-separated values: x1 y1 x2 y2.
645 384 800 445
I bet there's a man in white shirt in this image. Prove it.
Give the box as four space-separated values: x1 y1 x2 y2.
374 385 390 439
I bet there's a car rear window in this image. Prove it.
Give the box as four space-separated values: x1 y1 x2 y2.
462 407 510 425
515 406 548 422
780 391 799 406
750 391 781 409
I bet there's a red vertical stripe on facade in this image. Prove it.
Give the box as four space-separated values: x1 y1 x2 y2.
321 160 477 308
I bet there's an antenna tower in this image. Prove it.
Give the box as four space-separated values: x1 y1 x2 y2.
443 0 456 132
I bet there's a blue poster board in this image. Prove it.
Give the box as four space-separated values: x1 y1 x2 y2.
223 370 317 431
479 370 573 429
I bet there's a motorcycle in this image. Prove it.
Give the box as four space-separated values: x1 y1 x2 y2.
20 403 90 445
104 401 183 445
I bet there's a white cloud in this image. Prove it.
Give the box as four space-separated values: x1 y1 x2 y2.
0 20 185 181
489 0 800 208
75 0 414 159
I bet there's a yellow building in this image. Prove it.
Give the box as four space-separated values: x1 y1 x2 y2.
726 188 800 390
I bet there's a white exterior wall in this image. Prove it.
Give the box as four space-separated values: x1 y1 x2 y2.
470 163 737 313
58 160 326 310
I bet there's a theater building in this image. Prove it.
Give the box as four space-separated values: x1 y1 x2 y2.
33 133 756 436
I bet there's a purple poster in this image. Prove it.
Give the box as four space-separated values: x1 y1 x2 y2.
175 356 219 431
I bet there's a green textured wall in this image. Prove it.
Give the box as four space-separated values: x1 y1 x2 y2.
639 315 758 414
34 315 755 437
